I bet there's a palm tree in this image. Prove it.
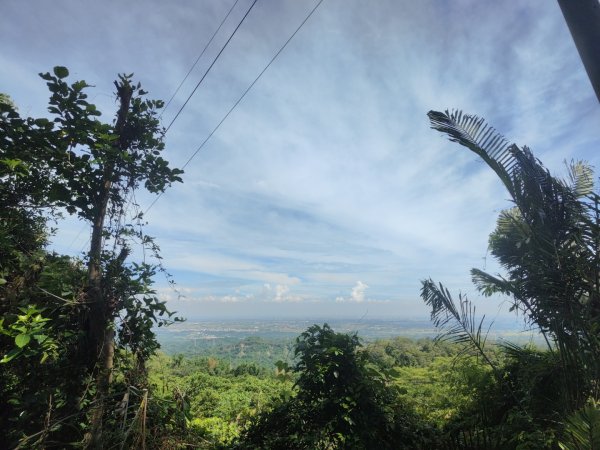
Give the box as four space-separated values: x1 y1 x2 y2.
422 110 600 409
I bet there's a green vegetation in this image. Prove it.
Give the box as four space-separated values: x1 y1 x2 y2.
239 324 431 449
2 69 599 449
144 326 567 449
145 329 484 448
421 109 600 448
1 67 182 448
157 334 296 368
147 352 291 447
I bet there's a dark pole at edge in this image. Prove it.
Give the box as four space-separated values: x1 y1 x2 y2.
557 0 600 103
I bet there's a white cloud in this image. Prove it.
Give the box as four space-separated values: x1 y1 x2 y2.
275 284 290 302
164 252 300 286
351 281 368 303
174 294 250 304
218 295 246 303
4 1 599 319
155 286 196 302
246 272 301 286
336 281 369 303
261 283 305 303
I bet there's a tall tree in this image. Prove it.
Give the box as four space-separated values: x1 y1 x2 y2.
0 67 183 447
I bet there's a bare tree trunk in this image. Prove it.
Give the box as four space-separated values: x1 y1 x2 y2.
86 81 133 449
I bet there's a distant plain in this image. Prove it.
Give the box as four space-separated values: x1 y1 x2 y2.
156 318 545 365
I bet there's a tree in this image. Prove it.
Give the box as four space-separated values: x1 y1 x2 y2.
240 324 429 449
0 67 183 448
421 110 600 446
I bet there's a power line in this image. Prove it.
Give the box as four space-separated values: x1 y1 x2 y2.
164 0 259 134
144 0 325 216
64 1 245 257
161 0 242 115
66 222 88 253
63 0 325 257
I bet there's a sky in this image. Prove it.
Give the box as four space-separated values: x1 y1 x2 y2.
1 0 599 320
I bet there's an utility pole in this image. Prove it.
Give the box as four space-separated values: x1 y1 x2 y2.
557 0 600 103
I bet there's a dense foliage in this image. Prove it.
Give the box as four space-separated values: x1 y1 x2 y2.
238 324 432 449
0 67 182 448
422 110 600 449
147 331 483 449
147 329 563 449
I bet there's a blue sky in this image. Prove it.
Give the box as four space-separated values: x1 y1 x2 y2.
2 0 599 320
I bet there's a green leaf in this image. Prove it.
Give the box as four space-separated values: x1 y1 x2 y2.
1 348 22 363
1 158 24 171
39 72 53 81
53 66 69 79
33 334 48 343
34 118 50 127
15 334 31 348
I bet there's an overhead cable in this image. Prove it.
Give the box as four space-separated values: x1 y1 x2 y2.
144 0 325 215
162 0 242 115
164 0 259 134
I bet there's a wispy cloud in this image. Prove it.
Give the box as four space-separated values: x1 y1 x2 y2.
2 0 599 319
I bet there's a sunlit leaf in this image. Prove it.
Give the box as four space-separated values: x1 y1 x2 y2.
15 334 31 348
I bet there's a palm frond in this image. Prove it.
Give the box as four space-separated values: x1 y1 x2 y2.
567 160 594 198
493 208 533 244
428 110 518 198
470 268 515 297
421 279 494 367
558 399 600 450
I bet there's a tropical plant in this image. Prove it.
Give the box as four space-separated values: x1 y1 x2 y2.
558 399 600 450
240 324 431 449
422 109 600 446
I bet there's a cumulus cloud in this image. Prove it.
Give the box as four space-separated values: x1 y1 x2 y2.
275 284 290 302
351 281 368 303
336 281 368 303
160 282 307 305
156 286 196 302
334 281 393 305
